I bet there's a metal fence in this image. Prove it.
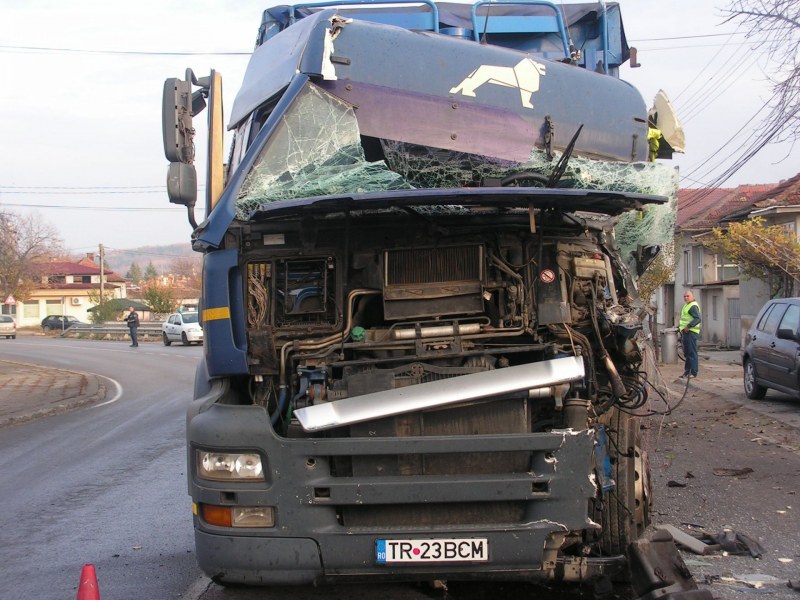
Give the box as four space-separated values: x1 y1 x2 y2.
55 322 166 341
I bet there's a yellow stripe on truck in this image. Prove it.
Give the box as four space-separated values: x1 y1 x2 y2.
203 307 231 321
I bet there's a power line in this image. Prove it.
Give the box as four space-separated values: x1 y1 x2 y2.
1 185 166 190
0 44 249 56
671 29 743 103
628 32 745 42
1 185 205 195
1 189 169 195
0 203 186 211
636 39 770 51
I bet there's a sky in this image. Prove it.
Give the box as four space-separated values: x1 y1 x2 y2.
1 0 797 253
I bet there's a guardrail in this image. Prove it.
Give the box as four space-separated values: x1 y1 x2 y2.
55 322 166 341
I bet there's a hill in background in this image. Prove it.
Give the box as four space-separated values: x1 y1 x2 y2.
105 243 198 276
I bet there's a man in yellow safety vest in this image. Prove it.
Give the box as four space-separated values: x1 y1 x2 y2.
679 290 702 378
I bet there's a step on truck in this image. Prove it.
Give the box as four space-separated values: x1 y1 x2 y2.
162 0 679 588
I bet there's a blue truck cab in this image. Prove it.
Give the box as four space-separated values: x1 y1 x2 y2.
162 0 676 588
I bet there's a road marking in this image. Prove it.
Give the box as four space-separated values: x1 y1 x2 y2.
89 373 123 409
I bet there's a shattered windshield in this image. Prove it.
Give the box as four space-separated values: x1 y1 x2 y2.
236 81 678 261
237 84 412 217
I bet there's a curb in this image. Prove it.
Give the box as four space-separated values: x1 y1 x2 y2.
0 360 108 428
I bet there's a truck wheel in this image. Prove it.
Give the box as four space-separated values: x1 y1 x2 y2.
162 332 171 346
594 410 651 556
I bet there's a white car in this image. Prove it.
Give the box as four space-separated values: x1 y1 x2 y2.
162 312 203 346
0 315 16 339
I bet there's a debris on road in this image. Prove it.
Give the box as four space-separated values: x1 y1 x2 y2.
699 530 765 559
628 528 714 599
654 524 720 555
712 467 754 477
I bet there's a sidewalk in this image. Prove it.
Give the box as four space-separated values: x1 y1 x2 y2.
0 360 107 427
658 348 743 399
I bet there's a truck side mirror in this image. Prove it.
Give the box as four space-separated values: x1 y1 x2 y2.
632 244 661 276
163 77 194 164
162 70 210 228
167 162 198 206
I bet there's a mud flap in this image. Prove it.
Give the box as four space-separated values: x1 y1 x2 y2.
628 529 713 600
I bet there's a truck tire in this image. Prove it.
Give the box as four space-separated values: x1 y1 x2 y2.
594 409 650 556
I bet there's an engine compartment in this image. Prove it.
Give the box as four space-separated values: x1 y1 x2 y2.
238 206 650 443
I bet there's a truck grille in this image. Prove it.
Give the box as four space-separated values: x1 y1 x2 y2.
383 245 484 320
385 245 483 284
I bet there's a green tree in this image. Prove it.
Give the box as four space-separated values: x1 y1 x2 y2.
636 241 675 305
144 262 158 280
126 262 143 284
705 216 800 297
86 289 117 323
141 280 177 314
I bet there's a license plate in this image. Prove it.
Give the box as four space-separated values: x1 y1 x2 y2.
376 538 489 563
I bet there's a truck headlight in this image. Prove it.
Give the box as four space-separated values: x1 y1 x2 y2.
197 450 264 481
198 503 275 528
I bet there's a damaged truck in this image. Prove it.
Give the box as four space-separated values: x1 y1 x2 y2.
162 0 678 587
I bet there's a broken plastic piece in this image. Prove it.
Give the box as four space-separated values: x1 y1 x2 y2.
295 356 584 432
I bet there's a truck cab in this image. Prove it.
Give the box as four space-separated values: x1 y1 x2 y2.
163 0 676 587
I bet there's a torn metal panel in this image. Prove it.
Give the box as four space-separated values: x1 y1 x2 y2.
321 80 536 162
295 356 585 432
230 12 331 128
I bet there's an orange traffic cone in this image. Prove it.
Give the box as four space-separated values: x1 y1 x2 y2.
76 563 100 600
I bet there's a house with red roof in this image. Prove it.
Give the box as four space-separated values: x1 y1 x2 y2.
14 253 129 327
719 173 800 342
673 174 800 348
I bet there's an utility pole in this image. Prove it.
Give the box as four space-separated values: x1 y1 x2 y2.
99 243 105 309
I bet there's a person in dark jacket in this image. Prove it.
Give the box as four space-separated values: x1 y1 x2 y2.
679 290 702 378
124 306 140 347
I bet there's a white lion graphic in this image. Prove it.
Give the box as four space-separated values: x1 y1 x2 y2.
449 58 547 109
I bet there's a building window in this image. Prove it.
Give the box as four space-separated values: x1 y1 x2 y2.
715 254 738 281
46 299 63 316
692 246 704 285
712 295 718 321
683 251 690 283
23 301 40 319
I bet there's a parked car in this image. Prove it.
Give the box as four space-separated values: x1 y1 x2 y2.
162 311 203 346
41 315 85 332
743 297 800 400
0 315 16 339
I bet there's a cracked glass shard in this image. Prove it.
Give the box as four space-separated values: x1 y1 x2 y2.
236 84 412 219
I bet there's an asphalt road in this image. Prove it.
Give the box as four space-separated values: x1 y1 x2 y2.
0 336 206 600
1 339 798 600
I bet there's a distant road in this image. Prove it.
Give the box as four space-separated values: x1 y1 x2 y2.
0 337 206 600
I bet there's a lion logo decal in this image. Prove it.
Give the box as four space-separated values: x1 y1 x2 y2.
449 58 547 109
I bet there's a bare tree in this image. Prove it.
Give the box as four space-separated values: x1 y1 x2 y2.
0 211 64 300
723 1 800 147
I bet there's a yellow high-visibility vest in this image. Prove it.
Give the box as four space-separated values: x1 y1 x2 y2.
679 301 701 334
